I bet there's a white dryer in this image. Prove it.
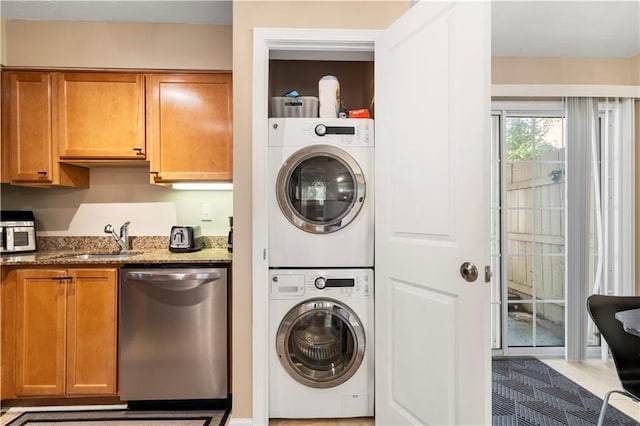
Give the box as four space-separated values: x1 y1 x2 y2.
268 118 374 268
269 268 374 419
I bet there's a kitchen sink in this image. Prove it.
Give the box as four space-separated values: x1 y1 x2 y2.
61 252 142 260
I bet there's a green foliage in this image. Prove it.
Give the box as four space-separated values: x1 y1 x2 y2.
506 117 556 161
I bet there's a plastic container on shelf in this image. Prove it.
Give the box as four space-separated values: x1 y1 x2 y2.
271 96 319 118
318 75 340 118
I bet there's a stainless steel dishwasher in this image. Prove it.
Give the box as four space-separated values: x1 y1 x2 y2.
119 265 228 402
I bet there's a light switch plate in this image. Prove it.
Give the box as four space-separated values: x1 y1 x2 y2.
201 203 213 221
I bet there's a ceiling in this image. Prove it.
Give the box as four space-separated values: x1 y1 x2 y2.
492 1 639 57
0 0 233 25
1 1 638 57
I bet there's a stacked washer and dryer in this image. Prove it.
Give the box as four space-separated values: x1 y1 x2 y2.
268 117 375 418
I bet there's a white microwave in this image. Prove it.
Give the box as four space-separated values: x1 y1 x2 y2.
0 211 37 253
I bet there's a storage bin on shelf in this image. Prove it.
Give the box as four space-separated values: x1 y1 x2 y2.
271 96 319 118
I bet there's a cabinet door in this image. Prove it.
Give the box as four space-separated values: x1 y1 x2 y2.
147 73 233 183
7 72 55 184
1 73 11 183
57 72 146 159
15 269 67 396
66 269 117 395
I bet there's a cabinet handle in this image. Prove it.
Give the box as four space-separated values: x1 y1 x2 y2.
51 277 73 280
133 147 144 155
37 171 48 178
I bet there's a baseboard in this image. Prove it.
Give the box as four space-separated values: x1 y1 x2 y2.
227 418 254 426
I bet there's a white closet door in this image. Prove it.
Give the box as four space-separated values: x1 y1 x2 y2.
375 1 492 425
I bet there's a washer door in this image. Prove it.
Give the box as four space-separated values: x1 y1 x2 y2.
276 298 366 389
276 144 365 234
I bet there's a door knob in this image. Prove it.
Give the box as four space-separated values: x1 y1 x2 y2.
460 262 478 282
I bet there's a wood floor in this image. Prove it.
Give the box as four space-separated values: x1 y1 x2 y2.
540 358 640 422
268 358 639 425
269 419 373 426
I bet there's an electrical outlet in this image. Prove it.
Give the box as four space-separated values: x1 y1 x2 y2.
201 204 213 221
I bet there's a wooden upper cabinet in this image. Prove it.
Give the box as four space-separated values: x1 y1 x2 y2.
146 73 233 183
3 71 89 187
56 72 146 160
7 72 55 184
1 73 10 184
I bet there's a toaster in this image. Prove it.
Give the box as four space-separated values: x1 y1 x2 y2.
169 225 205 252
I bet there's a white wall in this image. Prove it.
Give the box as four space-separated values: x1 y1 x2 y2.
0 167 233 236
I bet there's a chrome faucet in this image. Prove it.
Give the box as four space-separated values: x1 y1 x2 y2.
104 221 131 251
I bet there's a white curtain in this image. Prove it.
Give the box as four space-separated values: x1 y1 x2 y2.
565 97 635 361
565 97 599 361
601 98 635 298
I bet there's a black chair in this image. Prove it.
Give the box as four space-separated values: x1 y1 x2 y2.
586 294 640 426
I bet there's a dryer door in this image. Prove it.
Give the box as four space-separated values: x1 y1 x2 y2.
276 298 365 389
276 144 365 234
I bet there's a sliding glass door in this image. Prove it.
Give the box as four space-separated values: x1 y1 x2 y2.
491 103 567 355
492 99 635 357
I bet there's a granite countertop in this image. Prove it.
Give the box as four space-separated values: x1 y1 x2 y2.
1 236 232 266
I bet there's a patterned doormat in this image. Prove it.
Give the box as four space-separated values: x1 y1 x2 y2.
3 409 229 426
493 358 638 425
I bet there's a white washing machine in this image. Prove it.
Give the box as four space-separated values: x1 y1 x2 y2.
269 268 374 419
268 118 374 268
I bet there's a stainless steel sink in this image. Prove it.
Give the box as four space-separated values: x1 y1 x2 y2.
61 252 141 260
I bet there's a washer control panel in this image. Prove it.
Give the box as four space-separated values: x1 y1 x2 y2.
268 118 374 147
270 269 373 299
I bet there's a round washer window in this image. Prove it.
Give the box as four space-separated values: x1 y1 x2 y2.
276 145 365 234
276 298 366 389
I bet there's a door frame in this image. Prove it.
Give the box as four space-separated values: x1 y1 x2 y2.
252 28 380 426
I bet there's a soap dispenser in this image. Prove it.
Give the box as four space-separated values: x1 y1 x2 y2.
227 216 233 253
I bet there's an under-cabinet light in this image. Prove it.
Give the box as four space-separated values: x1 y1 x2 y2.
172 183 233 191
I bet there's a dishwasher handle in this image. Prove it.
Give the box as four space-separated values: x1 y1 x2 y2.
124 271 222 291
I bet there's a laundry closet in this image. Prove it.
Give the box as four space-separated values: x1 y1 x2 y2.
266 51 377 419
254 3 491 423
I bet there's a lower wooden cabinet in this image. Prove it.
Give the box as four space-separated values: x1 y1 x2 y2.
14 268 118 397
